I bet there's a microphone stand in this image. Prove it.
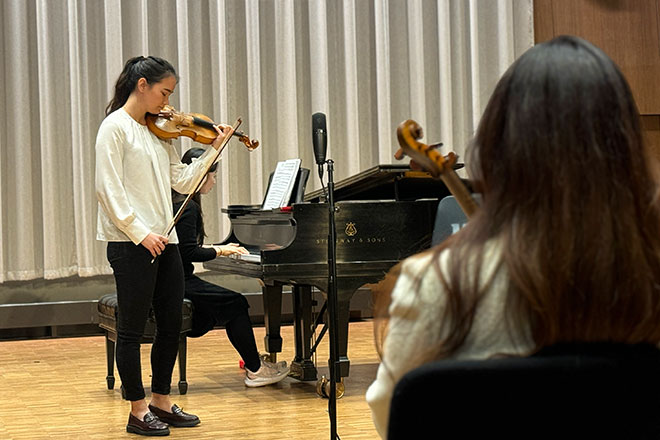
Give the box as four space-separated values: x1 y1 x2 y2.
320 159 340 440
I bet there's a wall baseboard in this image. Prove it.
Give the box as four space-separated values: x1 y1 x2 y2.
0 288 373 340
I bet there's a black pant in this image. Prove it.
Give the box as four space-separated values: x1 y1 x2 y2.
107 242 184 402
184 276 261 372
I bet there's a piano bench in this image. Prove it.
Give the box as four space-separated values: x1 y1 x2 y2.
97 293 194 398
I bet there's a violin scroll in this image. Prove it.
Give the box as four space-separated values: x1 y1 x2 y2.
234 132 259 151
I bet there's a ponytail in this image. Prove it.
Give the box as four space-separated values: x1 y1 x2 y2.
105 56 177 116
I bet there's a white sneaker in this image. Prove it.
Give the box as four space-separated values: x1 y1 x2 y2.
245 358 290 387
260 353 287 370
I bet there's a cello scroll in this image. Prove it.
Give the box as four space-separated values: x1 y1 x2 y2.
395 119 478 218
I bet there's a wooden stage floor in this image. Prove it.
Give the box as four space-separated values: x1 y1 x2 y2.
0 321 380 439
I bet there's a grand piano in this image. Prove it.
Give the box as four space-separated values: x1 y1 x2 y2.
203 164 451 382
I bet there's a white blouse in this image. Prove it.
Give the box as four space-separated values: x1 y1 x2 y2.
95 108 216 245
366 244 531 438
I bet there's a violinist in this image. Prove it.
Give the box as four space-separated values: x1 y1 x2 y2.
95 55 229 436
367 36 660 438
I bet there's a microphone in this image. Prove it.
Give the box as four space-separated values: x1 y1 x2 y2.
312 112 327 166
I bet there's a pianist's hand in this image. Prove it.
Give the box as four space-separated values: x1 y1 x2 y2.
213 243 249 257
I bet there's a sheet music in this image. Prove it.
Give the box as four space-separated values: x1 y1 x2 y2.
261 158 301 210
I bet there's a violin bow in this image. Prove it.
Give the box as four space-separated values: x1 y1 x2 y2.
151 118 242 263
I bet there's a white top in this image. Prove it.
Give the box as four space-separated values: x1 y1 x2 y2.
365 243 532 438
95 108 217 245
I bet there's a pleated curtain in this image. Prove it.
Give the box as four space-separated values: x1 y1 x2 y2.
0 0 533 282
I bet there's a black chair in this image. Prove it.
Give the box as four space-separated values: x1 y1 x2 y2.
97 293 194 398
387 343 660 439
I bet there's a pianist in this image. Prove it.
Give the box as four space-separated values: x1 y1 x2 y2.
366 36 660 437
173 148 290 387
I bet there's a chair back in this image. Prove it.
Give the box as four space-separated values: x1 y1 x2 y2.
432 195 476 246
387 343 660 439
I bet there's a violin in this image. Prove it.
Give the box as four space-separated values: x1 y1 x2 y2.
151 116 244 263
146 105 259 150
395 119 478 217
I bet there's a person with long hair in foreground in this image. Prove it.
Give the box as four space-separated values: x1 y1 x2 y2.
366 35 660 438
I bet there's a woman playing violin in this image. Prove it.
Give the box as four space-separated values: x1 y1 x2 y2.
95 55 230 436
367 36 660 438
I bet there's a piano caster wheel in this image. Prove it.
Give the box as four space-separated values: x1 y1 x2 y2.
316 376 345 399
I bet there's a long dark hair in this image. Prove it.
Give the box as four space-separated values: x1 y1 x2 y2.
410 35 660 358
105 56 178 116
173 148 218 245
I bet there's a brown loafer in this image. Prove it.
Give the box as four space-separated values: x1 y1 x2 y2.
126 412 170 436
148 404 200 427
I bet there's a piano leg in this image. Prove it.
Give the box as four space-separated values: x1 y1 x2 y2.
331 280 368 379
335 294 352 378
290 285 318 381
262 284 283 357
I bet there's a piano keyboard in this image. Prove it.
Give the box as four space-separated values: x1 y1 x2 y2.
230 253 261 263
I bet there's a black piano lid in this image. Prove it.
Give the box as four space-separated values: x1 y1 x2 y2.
304 164 463 203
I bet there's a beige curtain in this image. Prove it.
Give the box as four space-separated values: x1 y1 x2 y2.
0 0 534 282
